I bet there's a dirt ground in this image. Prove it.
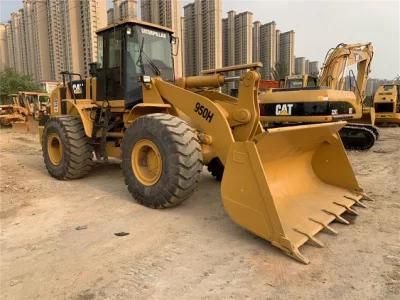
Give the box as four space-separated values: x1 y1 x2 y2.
0 127 399 299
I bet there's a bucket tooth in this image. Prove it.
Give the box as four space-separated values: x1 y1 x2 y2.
322 209 350 225
294 228 325 248
309 218 338 235
344 196 368 208
283 246 310 265
333 202 359 215
353 191 374 202
360 192 374 202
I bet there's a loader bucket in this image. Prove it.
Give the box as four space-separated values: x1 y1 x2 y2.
12 116 38 134
221 121 369 264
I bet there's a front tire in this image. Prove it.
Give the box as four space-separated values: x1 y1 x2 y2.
42 116 93 179
122 113 203 208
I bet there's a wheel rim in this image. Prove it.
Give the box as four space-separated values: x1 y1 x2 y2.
47 133 63 165
132 139 162 186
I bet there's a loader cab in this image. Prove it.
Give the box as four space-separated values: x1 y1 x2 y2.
94 20 175 108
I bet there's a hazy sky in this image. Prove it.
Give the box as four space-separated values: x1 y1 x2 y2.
0 0 398 78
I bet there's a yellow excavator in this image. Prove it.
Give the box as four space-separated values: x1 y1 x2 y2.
39 20 370 264
373 84 400 125
259 43 379 150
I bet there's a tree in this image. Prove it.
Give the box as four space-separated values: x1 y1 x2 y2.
394 75 400 84
0 69 43 96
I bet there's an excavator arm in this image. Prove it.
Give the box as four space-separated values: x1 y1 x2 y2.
319 43 373 104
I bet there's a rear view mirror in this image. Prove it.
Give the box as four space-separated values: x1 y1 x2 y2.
89 62 98 77
171 36 179 56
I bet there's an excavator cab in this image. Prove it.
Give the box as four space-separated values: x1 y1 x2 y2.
93 20 175 108
284 74 318 89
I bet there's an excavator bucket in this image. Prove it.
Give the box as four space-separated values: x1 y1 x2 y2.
221 121 369 264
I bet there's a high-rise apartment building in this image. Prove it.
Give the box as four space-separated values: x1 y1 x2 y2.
295 57 306 75
5 0 106 81
29 0 51 81
222 11 252 66
309 61 319 75
5 23 14 70
141 0 183 77
9 11 24 74
305 59 310 74
259 21 276 79
200 0 222 73
222 10 235 67
252 21 261 63
222 10 252 89
279 30 295 76
0 24 9 72
46 0 106 81
22 1 34 77
183 3 196 76
275 29 280 63
109 0 137 24
183 0 222 76
234 12 253 66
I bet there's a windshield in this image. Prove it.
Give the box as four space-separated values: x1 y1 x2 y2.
287 79 304 88
127 25 174 82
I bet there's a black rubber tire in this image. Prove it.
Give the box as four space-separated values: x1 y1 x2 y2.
122 113 203 208
207 158 224 182
42 116 93 179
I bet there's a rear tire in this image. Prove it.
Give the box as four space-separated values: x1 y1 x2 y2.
207 158 224 181
42 116 93 179
122 113 203 208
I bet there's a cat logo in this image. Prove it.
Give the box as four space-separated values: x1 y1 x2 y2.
275 104 294 116
72 83 83 95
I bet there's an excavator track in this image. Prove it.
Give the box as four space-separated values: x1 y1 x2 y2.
347 123 380 140
339 125 376 151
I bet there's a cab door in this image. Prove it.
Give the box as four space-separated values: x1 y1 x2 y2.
97 28 124 100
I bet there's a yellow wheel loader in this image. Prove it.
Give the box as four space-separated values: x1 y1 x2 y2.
259 43 379 151
39 20 371 264
373 84 400 126
0 92 49 132
0 95 16 127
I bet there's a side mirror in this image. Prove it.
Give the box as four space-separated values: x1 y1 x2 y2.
89 62 98 77
171 36 179 56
